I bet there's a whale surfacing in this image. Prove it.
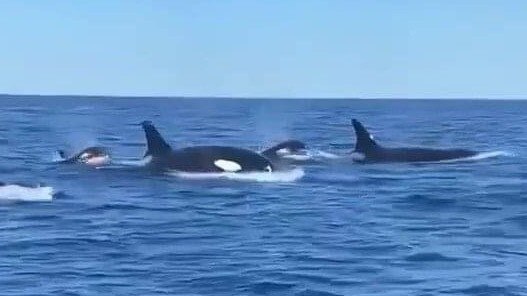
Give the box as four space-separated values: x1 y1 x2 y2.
351 119 478 163
141 121 274 173
57 146 111 166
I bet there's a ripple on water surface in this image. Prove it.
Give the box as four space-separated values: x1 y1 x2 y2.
0 98 526 295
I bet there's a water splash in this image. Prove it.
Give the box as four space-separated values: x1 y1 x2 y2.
51 150 66 162
280 149 343 161
0 185 54 202
311 150 343 159
112 156 152 167
169 167 304 182
437 151 510 163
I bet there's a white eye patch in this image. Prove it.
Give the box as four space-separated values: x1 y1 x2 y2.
265 165 272 173
214 159 242 172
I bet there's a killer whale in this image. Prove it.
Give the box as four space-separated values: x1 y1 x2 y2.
261 140 307 160
57 146 111 166
351 119 478 163
141 121 274 173
260 140 308 168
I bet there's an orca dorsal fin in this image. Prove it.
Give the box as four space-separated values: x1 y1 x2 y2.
141 121 173 158
352 119 378 153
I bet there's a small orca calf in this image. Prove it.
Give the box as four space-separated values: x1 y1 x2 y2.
261 140 307 160
140 121 274 173
57 146 111 166
351 119 478 163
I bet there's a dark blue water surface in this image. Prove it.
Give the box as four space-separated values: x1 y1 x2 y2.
1 96 526 296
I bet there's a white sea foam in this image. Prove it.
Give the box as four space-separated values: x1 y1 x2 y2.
282 154 312 161
51 151 66 162
466 151 511 160
279 149 343 161
168 167 304 183
310 150 343 160
438 151 509 163
0 185 54 202
113 155 152 167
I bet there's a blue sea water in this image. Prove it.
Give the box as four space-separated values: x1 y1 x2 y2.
0 96 526 295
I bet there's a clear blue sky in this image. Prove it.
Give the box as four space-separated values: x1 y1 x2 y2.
1 1 526 98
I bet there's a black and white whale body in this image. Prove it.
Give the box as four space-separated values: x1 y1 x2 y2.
261 140 307 160
57 146 111 166
260 140 309 168
141 121 274 173
351 119 478 163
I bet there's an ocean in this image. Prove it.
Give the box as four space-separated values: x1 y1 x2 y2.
0 96 526 295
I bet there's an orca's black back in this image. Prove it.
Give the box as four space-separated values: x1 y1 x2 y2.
160 146 273 172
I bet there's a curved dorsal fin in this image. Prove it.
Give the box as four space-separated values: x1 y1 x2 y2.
352 119 378 153
140 121 173 157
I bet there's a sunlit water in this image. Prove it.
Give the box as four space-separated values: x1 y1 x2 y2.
0 96 526 295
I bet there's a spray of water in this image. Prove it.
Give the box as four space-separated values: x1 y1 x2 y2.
168 167 304 183
0 185 54 202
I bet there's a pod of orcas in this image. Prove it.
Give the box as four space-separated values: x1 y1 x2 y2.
55 118 484 172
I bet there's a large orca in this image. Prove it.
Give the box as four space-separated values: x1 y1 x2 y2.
57 146 111 166
351 119 478 163
140 121 274 173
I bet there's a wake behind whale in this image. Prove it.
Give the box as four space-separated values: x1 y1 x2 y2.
169 167 305 182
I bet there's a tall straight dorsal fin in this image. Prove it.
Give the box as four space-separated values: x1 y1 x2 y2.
351 119 378 153
141 121 173 157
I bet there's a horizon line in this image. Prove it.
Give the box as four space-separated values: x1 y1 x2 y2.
0 93 525 100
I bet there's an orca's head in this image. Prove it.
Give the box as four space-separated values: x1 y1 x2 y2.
276 140 307 156
281 140 306 152
77 147 111 166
